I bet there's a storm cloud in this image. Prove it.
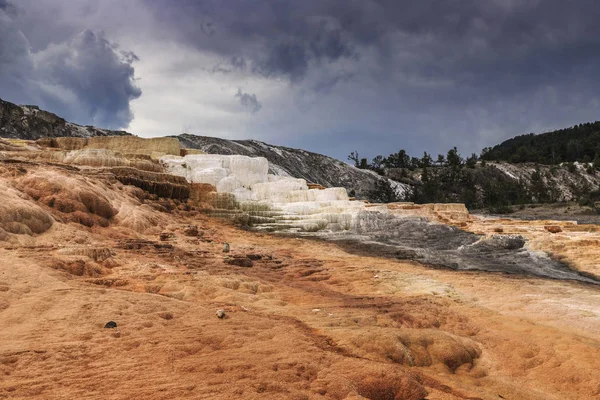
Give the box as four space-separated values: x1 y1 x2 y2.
145 1 600 91
235 89 262 113
0 2 141 129
2 1 600 160
0 0 15 14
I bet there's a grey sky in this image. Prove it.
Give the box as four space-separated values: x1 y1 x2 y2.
1 0 599 161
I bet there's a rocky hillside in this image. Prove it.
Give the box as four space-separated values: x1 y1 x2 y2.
392 161 600 210
176 134 395 199
0 98 131 140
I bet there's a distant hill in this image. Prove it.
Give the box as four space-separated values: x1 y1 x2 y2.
0 98 131 140
481 122 600 164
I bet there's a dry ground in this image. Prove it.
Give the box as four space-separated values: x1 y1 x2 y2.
1 161 600 399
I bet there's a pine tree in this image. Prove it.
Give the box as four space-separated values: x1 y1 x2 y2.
436 154 445 166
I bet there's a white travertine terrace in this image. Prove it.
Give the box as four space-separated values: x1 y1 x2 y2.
160 154 381 231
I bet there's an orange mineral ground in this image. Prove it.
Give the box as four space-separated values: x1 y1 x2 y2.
1 155 600 400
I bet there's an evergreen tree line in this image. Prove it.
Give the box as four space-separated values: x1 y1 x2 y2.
352 146 600 211
480 121 600 165
348 147 479 173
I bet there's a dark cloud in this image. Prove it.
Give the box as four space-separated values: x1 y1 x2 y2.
34 30 142 128
147 0 358 82
136 0 600 158
235 89 262 113
230 56 246 70
0 4 141 129
253 41 310 82
0 0 16 16
4 0 600 161
252 17 355 81
145 1 600 96
0 2 36 105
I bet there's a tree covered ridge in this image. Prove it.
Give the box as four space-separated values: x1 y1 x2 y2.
480 121 600 165
350 142 600 212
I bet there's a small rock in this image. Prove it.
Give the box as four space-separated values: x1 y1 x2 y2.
223 243 230 253
183 225 200 236
158 312 173 320
216 309 226 319
544 225 562 234
394 249 418 259
225 256 254 268
104 321 117 329
159 232 174 241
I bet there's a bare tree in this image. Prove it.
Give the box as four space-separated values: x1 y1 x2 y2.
348 150 360 167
